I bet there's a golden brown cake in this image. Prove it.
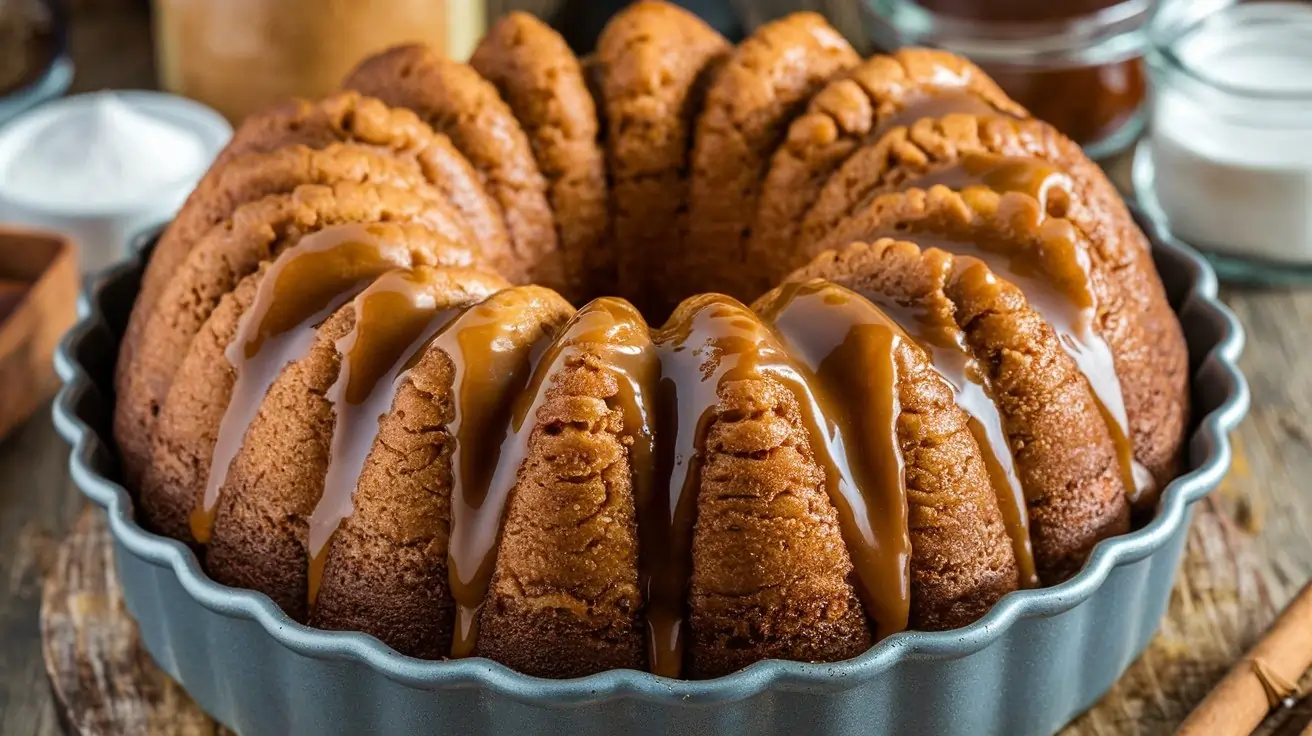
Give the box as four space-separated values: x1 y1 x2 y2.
593 0 730 318
686 11 859 302
748 49 1027 297
343 44 563 292
804 183 1186 512
471 12 610 303
113 2 1189 681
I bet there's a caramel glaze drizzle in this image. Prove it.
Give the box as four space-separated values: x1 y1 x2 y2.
644 295 770 679
911 152 1074 215
754 283 915 639
870 91 1013 148
434 290 914 676
899 153 1152 502
853 269 1038 588
646 294 811 676
421 288 563 660
192 223 432 544
443 296 659 660
305 268 462 607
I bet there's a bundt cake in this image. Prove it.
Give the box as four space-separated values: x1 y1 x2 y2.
112 3 1190 680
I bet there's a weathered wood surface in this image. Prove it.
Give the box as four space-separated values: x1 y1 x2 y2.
2 2 1311 735
0 410 84 735
39 507 233 736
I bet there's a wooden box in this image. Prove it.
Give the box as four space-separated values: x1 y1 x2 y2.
0 226 77 441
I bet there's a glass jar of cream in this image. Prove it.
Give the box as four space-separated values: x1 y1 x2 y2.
1135 0 1312 284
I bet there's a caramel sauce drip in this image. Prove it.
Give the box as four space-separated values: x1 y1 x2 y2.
646 295 793 676
871 91 1010 145
913 152 1074 215
643 296 762 679
424 288 563 660
895 156 1150 501
446 290 913 673
192 224 426 544
755 283 914 638
854 270 1037 588
305 269 461 608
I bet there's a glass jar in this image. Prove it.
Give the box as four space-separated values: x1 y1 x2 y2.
861 0 1152 159
1134 0 1312 284
152 0 486 123
0 0 61 96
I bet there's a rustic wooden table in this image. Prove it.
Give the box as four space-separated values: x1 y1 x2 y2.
2 2 1310 734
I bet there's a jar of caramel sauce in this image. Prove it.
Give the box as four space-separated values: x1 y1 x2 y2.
863 0 1151 159
152 0 485 123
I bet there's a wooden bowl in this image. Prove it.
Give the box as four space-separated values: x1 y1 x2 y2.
0 226 77 441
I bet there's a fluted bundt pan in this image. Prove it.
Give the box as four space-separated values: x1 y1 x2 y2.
55 208 1244 735
55 3 1247 732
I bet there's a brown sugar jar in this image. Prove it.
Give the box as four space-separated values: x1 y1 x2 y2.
863 0 1150 159
152 0 485 122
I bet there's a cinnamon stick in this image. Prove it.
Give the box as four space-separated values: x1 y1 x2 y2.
1178 581 1312 735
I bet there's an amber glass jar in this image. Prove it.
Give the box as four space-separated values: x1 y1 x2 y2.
862 0 1152 159
152 0 485 123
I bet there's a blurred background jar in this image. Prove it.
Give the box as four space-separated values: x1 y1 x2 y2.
548 0 742 51
0 0 58 95
860 0 1152 160
0 0 72 124
152 0 486 123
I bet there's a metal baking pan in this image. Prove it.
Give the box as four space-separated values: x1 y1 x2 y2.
53 213 1249 736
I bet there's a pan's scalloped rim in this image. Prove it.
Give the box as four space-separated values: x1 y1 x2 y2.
53 217 1249 705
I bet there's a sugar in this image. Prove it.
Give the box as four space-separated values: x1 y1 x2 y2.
1 91 206 210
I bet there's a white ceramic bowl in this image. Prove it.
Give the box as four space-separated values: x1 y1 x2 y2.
0 90 230 274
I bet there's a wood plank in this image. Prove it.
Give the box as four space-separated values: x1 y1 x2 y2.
0 410 85 735
40 507 231 736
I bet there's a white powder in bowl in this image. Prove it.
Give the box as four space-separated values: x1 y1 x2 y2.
0 91 207 211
